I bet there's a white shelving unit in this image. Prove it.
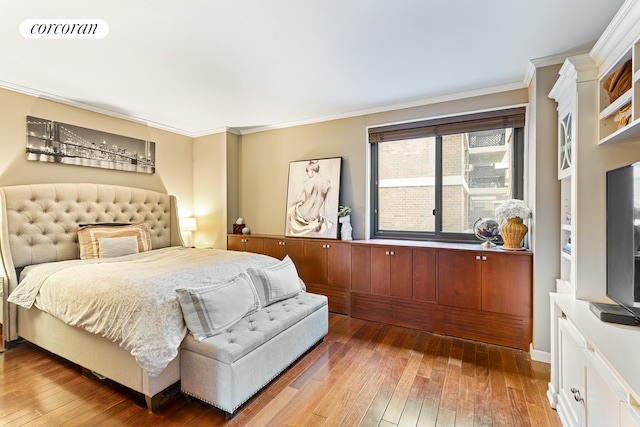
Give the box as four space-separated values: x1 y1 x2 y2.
549 54 597 298
594 0 640 144
548 1 640 425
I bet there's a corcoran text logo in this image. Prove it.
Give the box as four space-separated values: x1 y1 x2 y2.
20 19 109 39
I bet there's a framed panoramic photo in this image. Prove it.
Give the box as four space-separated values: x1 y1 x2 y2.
284 157 342 239
26 116 156 174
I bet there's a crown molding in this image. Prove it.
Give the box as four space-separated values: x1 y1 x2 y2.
525 46 593 86
239 82 527 135
591 0 640 75
0 79 528 138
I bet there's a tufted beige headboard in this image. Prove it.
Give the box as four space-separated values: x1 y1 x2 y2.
0 183 184 341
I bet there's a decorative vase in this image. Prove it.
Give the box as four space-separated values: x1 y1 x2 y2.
339 215 353 241
500 217 528 250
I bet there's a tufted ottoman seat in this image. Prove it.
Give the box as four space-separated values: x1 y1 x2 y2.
180 291 328 416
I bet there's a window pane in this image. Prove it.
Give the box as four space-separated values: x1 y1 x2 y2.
377 137 436 232
442 129 513 233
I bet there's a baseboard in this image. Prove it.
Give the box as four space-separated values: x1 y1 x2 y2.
530 345 551 363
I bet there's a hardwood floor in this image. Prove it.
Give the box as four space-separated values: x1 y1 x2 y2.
0 315 560 426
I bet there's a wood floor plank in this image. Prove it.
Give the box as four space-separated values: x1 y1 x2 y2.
0 313 561 427
488 346 512 426
310 347 375 418
416 332 438 378
338 354 394 426
439 364 460 413
244 386 298 427
382 352 423 424
514 350 544 407
290 341 347 389
396 375 429 427
508 387 532 427
359 353 408 426
416 368 445 425
455 373 475 427
461 340 476 378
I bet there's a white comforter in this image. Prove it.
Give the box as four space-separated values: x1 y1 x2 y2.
8 247 278 376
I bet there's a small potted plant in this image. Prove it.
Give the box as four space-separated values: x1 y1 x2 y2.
495 199 531 250
338 205 352 241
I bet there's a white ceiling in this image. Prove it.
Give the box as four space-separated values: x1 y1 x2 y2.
0 1 626 136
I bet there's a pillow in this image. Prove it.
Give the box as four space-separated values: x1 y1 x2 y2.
176 272 261 341
77 223 152 259
98 235 139 258
245 255 304 307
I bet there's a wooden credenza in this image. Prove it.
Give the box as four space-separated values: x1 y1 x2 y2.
350 239 532 350
228 235 351 314
228 235 532 350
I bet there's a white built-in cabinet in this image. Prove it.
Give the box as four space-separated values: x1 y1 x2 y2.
549 295 640 427
548 1 640 425
549 54 600 299
593 0 640 144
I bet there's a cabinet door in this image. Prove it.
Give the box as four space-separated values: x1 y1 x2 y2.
583 347 626 427
389 247 413 298
370 246 413 297
227 235 244 251
326 241 351 289
371 247 391 295
227 235 263 253
413 248 437 302
304 241 329 285
351 246 371 293
304 240 351 287
283 239 305 275
263 238 305 274
557 318 586 427
438 250 481 309
481 252 532 316
243 236 264 254
263 238 285 259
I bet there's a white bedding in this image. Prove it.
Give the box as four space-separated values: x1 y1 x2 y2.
8 247 278 376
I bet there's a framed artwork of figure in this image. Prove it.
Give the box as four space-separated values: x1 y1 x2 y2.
284 157 342 239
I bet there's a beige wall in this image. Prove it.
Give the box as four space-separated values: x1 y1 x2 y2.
239 117 367 238
0 88 195 216
238 89 529 240
528 63 562 357
192 131 240 249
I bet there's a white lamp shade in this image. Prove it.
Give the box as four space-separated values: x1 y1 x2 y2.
180 217 197 231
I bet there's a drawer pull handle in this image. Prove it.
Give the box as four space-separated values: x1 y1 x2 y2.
570 387 584 403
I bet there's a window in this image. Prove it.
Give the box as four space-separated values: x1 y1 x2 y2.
370 108 525 242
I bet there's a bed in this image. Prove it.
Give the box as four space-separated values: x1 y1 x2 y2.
0 183 280 411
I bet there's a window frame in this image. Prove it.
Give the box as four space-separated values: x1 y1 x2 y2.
369 108 526 243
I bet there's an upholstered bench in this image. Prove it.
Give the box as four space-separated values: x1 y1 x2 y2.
180 291 328 416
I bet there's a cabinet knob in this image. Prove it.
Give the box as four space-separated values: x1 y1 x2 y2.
482 255 487 261
385 250 395 256
570 387 584 403
476 255 481 260
279 241 286 246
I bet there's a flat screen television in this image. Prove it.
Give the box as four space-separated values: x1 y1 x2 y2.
604 161 640 323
